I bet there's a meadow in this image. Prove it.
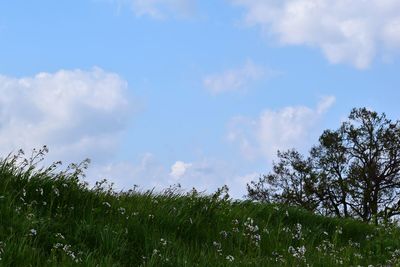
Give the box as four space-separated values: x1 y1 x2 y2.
0 149 400 266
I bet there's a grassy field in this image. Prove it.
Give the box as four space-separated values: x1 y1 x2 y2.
1 151 400 266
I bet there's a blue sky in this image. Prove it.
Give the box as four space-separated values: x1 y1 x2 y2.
1 0 400 198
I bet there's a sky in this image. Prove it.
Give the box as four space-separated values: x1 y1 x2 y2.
1 0 400 198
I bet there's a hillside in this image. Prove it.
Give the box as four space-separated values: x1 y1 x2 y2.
0 152 400 266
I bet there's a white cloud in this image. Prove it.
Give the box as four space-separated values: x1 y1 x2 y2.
113 0 196 19
169 160 193 179
228 96 335 160
231 0 400 68
203 61 267 95
0 67 132 164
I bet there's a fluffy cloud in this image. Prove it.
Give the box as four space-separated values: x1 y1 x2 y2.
114 0 195 19
203 61 266 95
231 0 400 68
228 96 335 160
169 161 193 179
0 67 132 164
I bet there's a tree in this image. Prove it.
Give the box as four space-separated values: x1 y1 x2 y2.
247 108 400 224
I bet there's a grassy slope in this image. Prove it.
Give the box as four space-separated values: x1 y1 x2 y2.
0 155 400 266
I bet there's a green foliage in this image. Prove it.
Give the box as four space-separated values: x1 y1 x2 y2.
0 148 400 266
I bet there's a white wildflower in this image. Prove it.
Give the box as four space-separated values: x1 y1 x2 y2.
160 238 167 246
53 187 60 196
118 207 126 215
220 231 228 239
226 255 234 262
55 233 65 240
288 245 306 261
29 229 37 236
102 202 111 208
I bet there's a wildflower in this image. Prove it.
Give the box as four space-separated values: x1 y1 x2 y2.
253 234 261 243
53 243 63 249
348 240 360 248
53 187 60 196
160 238 167 246
336 226 343 235
243 217 261 246
152 249 161 256
0 241 5 261
148 214 154 219
118 207 126 215
288 245 306 261
213 241 222 255
15 206 22 214
29 229 37 236
55 233 65 240
220 231 228 239
292 223 303 240
102 202 111 208
226 255 235 262
213 241 221 248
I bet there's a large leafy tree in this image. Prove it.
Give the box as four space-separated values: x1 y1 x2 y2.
247 108 400 224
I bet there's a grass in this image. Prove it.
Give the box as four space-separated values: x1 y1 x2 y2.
0 150 400 266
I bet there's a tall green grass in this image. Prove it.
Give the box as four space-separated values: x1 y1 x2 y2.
0 150 400 266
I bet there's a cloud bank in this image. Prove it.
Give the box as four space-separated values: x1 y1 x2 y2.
0 67 132 164
228 96 336 160
231 0 400 68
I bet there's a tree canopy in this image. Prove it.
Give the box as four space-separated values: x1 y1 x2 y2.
247 108 400 224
